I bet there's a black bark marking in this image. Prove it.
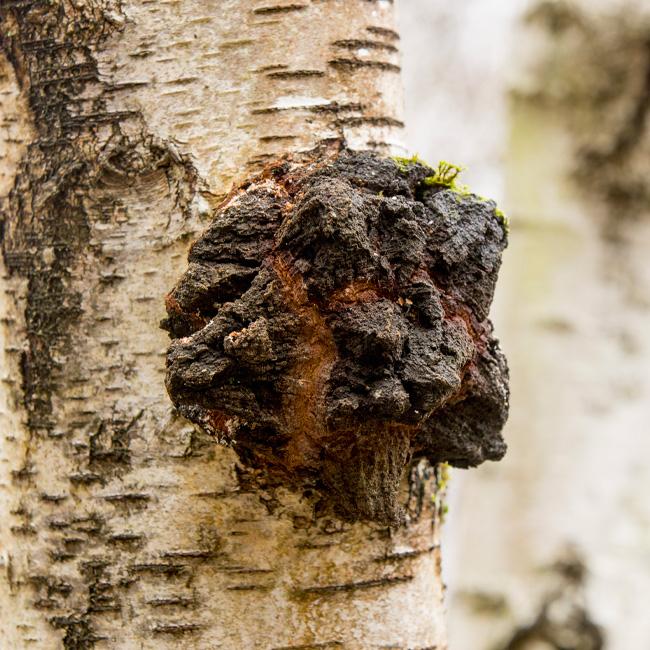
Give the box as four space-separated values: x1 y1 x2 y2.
50 617 106 650
150 622 203 635
101 493 151 503
273 641 344 650
107 532 144 547
294 574 413 596
39 493 68 503
260 134 298 142
366 26 400 40
266 69 326 79
146 596 197 608
333 38 399 53
253 4 309 15
334 115 404 128
68 473 104 486
130 563 188 577
329 57 401 72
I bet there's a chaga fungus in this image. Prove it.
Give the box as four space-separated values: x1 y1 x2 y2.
162 148 509 523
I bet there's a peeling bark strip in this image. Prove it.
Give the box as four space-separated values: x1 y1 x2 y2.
164 147 509 523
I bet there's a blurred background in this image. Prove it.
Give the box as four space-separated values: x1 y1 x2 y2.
400 0 650 648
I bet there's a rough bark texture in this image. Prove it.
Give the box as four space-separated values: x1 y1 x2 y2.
0 1 452 648
164 147 508 524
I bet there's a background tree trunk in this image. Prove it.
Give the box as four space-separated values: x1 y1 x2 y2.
0 1 447 648
401 1 650 648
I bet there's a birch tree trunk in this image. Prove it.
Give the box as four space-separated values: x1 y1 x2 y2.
0 1 448 648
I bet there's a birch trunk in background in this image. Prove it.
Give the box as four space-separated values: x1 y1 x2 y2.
401 1 650 648
0 2 448 648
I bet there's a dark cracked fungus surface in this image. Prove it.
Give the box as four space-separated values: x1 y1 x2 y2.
162 148 509 523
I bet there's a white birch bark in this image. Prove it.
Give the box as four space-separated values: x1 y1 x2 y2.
0 1 447 649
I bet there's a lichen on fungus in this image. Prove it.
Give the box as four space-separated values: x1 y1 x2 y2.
394 155 510 231
423 160 466 189
162 147 509 523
